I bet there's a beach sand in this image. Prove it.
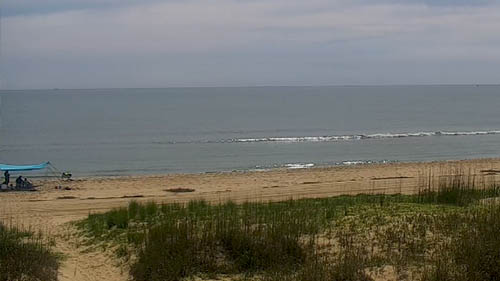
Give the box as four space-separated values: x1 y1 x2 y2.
2 158 500 281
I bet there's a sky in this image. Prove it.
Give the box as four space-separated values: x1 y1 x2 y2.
1 0 500 89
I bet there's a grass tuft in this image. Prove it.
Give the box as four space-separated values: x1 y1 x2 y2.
0 223 59 281
416 171 500 206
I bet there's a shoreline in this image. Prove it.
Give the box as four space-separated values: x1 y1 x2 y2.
2 157 500 225
60 156 500 180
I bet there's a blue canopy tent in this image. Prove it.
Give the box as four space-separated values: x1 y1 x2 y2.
0 162 50 171
0 162 64 191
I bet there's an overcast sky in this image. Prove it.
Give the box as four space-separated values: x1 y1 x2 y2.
1 0 500 89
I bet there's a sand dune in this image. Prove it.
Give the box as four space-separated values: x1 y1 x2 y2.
1 158 500 281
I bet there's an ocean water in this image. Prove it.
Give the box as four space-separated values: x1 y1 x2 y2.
1 85 500 176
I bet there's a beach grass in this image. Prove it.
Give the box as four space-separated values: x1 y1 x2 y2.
415 170 500 206
420 204 500 281
76 171 500 281
0 222 59 281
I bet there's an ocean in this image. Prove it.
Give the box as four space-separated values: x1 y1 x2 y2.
1 85 500 176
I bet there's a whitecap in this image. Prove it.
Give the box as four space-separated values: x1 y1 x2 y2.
228 129 500 144
285 163 315 169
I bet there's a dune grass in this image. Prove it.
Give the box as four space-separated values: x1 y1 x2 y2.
76 172 500 281
415 171 500 206
421 204 500 281
0 222 59 281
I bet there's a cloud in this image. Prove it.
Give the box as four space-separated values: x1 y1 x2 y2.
2 0 497 17
2 0 500 89
1 0 169 16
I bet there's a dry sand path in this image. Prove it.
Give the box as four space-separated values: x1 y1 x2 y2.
1 158 500 281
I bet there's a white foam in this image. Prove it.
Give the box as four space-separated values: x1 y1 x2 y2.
235 135 362 143
231 130 500 144
437 130 500 136
341 161 368 165
285 163 315 169
338 159 395 166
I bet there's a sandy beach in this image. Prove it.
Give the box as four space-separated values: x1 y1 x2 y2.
2 158 500 281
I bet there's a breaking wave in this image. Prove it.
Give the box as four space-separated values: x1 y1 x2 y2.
251 160 394 171
230 130 500 144
285 163 315 169
280 160 396 170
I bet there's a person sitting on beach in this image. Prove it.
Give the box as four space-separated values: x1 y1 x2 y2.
3 171 9 185
23 177 32 189
16 176 23 188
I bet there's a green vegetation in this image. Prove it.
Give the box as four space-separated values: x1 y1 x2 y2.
421 204 500 281
416 173 500 206
76 174 500 281
0 223 59 281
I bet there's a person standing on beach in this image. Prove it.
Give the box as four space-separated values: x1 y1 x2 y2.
3 171 10 185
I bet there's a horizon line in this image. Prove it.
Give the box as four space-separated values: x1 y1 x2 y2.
1 83 499 92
